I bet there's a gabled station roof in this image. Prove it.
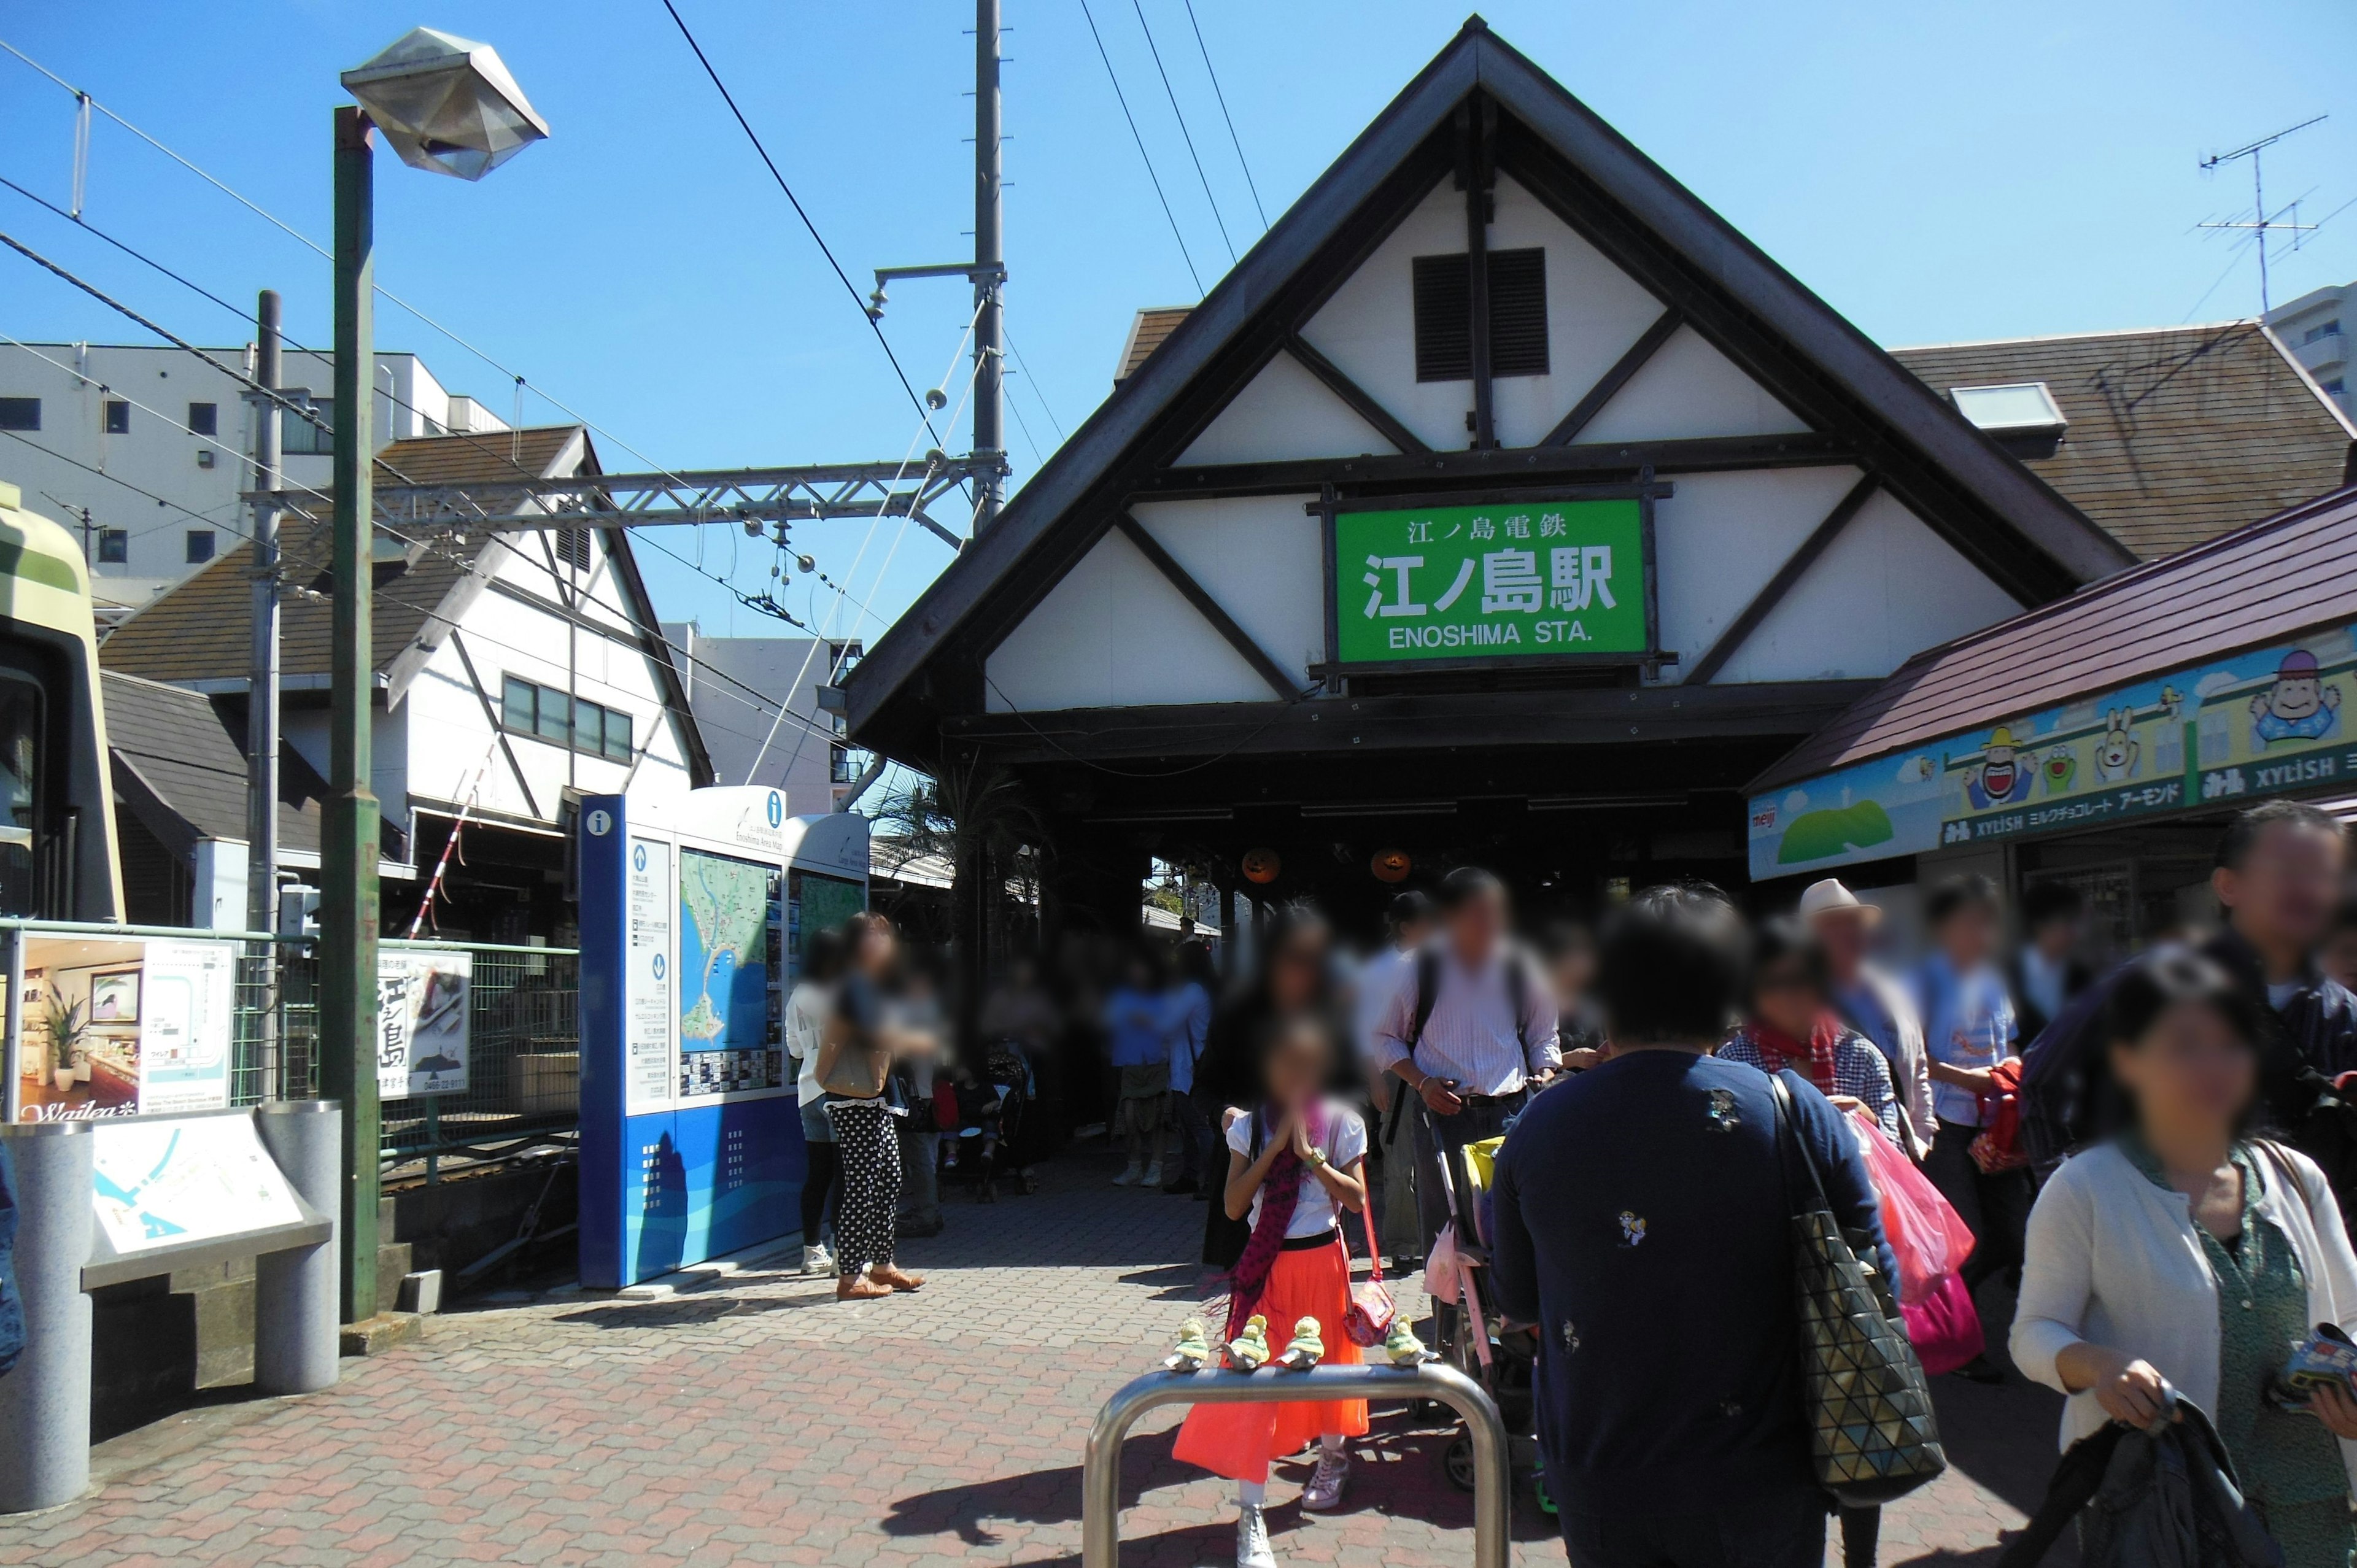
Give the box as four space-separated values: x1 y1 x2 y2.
842 16 2132 761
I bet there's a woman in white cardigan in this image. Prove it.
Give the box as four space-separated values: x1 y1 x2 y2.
2013 948 2357 1567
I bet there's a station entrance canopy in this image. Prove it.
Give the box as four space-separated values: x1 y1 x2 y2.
841 18 2132 925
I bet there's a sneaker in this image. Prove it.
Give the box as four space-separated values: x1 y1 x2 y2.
801 1243 835 1276
1236 1504 1275 1568
1302 1451 1349 1512
1112 1162 1143 1186
1140 1162 1163 1188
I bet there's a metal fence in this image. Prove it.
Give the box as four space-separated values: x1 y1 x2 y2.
5 922 578 1183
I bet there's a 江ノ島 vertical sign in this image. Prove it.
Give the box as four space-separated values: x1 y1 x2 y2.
1329 495 1654 670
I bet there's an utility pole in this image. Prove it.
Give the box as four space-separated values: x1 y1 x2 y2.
246 289 282 1088
2199 115 2325 316
973 0 1005 529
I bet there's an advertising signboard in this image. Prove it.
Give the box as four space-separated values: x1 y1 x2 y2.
1747 625 2357 881
578 787 870 1288
376 948 472 1100
1328 493 1657 671
14 935 238 1121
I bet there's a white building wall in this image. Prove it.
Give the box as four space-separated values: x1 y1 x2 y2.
1649 467 1868 678
1132 496 1325 686
0 342 495 600
2267 281 2352 417
660 624 850 810
1176 354 1398 465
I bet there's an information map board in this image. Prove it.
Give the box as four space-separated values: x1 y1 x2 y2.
576 787 870 1287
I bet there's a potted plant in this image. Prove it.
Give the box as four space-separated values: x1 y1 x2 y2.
41 994 88 1094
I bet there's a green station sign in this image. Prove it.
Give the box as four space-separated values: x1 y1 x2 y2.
1331 497 1650 667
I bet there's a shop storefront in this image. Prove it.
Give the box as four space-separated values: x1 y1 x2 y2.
1749 484 2357 952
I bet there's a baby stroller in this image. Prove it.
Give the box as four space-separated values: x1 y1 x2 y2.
1417 1108 1547 1508
945 1037 1039 1201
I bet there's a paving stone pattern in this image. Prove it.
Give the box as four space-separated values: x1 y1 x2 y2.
2 1152 2069 1567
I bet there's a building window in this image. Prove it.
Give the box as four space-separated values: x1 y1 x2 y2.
1411 247 1550 382
282 399 333 456
185 530 215 564
2305 320 2343 345
104 400 130 435
0 398 38 431
97 530 127 564
187 402 218 436
196 449 216 469
2327 379 2347 397
501 675 634 762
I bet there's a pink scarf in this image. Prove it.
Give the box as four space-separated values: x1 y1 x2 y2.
1225 1101 1326 1340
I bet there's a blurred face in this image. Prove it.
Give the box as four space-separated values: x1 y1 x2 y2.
1936 902 1999 970
1269 930 1326 1011
1812 910 1870 982
1263 1022 1331 1109
1751 958 1824 1040
855 927 896 975
2215 822 2345 954
1447 887 1507 967
1548 943 1595 1006
2108 999 2256 1144
1396 916 1434 951
2032 911 2083 960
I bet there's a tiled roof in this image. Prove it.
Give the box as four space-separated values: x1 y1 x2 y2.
1891 323 2355 560
103 670 323 854
101 426 590 684
1754 483 2357 790
1113 308 1194 384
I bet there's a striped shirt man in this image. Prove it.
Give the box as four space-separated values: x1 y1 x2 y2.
1373 945 1562 1097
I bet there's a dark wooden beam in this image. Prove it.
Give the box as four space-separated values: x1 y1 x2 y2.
1110 512 1301 700
1541 307 1683 446
943 679 1871 764
1282 334 1430 455
1683 473 1880 686
1134 432 1853 501
447 629 542 821
1460 99 1498 450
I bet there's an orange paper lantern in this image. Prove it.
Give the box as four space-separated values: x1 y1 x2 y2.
1370 848 1412 883
1241 847 1282 885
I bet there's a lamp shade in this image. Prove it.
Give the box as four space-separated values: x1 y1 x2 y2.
341 28 549 180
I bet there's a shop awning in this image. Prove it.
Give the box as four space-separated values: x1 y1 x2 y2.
1747 482 2357 882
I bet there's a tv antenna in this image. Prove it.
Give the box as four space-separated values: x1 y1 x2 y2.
2199 115 2326 314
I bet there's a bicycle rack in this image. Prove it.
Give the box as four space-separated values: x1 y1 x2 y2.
1082 1361 1511 1568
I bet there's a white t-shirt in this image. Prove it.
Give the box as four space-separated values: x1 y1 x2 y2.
784 981 832 1106
1225 1099 1369 1238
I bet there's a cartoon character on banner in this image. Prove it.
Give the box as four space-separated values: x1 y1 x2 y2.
2093 709 2141 782
1964 726 2037 810
2041 744 2076 796
2251 650 2342 748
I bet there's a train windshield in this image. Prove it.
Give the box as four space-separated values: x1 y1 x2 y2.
0 663 41 915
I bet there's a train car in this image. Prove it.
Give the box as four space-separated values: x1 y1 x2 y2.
0 479 122 921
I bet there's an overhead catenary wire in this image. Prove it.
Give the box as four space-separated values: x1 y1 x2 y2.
1180 0 1267 230
1077 0 1204 295
1004 329 1067 441
1128 0 1235 264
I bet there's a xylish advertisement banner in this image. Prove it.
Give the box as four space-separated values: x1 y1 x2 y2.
1747 625 2357 881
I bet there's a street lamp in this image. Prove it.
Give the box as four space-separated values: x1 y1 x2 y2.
322 29 548 1325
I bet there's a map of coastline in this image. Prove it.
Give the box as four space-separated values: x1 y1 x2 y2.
678 848 770 1052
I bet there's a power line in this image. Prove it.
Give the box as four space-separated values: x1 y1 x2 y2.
1180 0 1267 230
0 171 260 336
654 0 946 444
1004 330 1067 441
1076 0 1204 295
1129 0 1234 264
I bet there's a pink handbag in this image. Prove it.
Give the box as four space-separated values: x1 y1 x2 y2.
1344 1198 1395 1346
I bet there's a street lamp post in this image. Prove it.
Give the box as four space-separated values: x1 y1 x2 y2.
327 28 547 1322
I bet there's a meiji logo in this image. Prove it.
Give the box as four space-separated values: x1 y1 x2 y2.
586 809 613 837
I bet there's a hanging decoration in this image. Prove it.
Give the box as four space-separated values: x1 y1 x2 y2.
1240 848 1282 885
1370 848 1412 883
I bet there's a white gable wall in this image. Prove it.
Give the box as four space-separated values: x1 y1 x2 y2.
1650 467 1867 678
1132 495 1325 686
1176 353 1398 465
984 528 1272 711
1579 325 1812 444
1713 490 2024 684
1297 174 1667 452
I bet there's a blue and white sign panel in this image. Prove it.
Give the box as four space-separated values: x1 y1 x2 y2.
578 787 868 1288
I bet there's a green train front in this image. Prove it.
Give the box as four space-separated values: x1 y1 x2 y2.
576 786 868 1287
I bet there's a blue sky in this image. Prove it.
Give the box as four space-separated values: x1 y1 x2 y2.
2 1 2352 647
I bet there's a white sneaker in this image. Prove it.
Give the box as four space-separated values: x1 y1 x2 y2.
1301 1451 1349 1512
1140 1161 1163 1188
1236 1504 1275 1568
801 1243 835 1276
1112 1162 1142 1186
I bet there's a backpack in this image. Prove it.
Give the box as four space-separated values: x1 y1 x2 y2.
1406 945 1535 1054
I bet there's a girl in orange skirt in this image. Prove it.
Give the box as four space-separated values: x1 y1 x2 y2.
1174 1015 1369 1568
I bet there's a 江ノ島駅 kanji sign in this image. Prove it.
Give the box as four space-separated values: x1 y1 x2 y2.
1331 497 1651 667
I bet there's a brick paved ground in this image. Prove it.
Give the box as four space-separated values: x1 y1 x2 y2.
2 1149 2069 1567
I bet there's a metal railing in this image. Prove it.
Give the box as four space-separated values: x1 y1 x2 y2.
1082 1362 1510 1568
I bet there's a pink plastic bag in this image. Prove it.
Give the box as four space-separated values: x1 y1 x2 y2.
1848 1110 1976 1305
1901 1272 1985 1377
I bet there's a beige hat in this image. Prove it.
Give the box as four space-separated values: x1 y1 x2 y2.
1798 878 1881 927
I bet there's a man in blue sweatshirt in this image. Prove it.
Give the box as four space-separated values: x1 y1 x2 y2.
1492 884 1894 1568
